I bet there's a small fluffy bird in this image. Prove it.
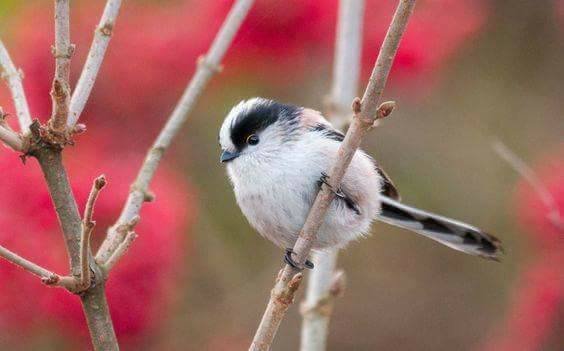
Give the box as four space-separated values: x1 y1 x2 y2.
219 98 502 268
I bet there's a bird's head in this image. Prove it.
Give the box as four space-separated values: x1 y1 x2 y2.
218 98 302 165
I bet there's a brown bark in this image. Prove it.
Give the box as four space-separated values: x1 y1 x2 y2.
35 147 118 350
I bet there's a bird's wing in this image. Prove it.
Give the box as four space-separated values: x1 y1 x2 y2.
374 165 401 200
306 117 401 201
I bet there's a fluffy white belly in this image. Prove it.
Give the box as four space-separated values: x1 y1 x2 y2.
227 146 380 250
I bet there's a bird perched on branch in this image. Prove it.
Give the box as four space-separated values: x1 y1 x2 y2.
219 98 502 269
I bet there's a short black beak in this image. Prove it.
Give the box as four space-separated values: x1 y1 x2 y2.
220 149 240 163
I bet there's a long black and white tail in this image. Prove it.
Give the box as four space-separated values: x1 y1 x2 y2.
377 196 503 260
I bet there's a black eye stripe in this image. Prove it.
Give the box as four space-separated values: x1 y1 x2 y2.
229 99 300 150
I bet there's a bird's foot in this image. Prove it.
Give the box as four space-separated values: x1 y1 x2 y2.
318 172 346 199
284 248 314 270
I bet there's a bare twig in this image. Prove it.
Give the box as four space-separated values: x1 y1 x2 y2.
251 271 304 351
302 269 346 317
99 215 139 272
301 1 364 349
249 1 416 350
79 175 106 288
53 0 72 82
326 0 365 131
493 140 563 230
103 231 137 272
68 0 122 127
95 0 255 263
0 243 84 289
0 126 22 151
0 40 32 132
0 244 59 280
49 0 73 132
301 251 346 351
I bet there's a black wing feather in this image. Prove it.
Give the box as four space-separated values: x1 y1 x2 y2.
310 122 401 200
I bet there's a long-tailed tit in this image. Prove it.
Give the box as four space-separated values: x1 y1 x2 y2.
219 98 502 269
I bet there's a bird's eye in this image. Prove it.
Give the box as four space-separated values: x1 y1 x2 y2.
246 134 259 145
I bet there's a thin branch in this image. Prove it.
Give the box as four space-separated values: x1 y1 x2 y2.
493 140 563 230
251 271 304 351
99 215 139 271
84 175 107 227
0 243 85 290
95 0 255 263
103 231 137 272
0 244 58 280
68 0 122 127
249 1 416 350
0 40 32 132
0 126 22 151
79 175 106 288
301 1 364 349
49 0 73 132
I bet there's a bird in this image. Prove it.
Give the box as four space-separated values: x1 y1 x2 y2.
218 97 502 269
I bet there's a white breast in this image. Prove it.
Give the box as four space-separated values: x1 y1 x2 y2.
226 133 383 250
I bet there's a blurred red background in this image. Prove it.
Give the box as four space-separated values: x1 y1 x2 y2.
0 0 562 350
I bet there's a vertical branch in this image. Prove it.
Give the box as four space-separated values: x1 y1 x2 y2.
53 0 72 84
68 0 123 127
249 1 416 350
35 148 118 350
80 282 118 351
50 0 73 132
95 0 256 263
0 40 32 132
35 148 83 275
327 0 365 131
300 250 341 351
301 1 364 350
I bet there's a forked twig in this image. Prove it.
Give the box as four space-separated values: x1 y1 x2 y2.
249 1 416 350
0 1 254 350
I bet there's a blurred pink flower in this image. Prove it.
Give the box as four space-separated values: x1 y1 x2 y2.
201 0 490 87
481 147 564 351
481 256 563 351
0 144 197 347
515 146 564 250
0 0 490 136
